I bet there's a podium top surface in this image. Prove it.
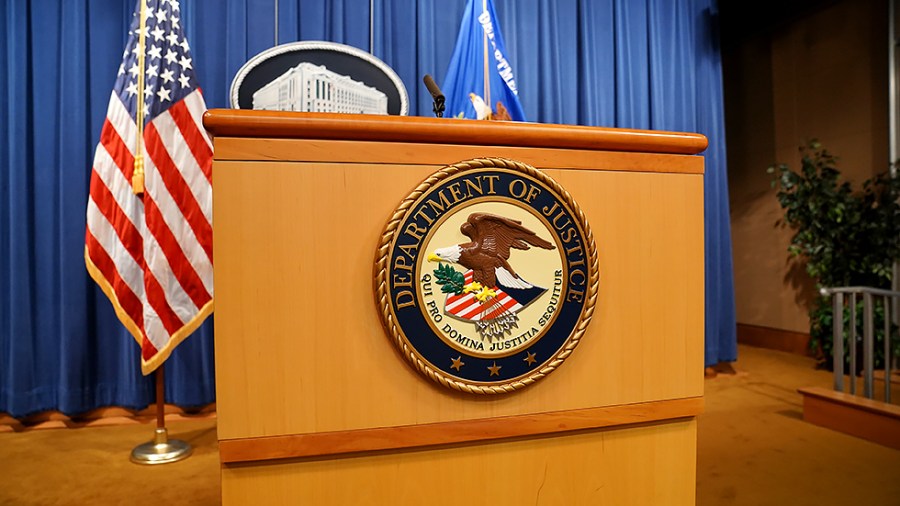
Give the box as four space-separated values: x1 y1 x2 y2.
203 109 708 156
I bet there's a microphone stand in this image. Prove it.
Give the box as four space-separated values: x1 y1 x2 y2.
432 95 445 118
423 75 445 118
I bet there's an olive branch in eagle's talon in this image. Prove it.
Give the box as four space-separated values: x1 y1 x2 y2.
433 263 465 295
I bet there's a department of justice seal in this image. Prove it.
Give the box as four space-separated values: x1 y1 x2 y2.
374 158 598 394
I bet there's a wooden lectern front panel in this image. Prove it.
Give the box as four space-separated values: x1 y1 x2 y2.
214 157 703 441
208 114 704 505
222 419 697 505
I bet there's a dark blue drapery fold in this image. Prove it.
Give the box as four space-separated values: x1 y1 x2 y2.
1 0 735 418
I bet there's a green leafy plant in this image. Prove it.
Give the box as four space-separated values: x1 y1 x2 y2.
768 141 900 367
433 263 465 295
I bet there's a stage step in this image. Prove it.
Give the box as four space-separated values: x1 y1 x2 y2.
798 387 900 450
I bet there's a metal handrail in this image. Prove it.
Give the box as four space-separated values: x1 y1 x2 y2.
820 286 897 402
820 286 900 298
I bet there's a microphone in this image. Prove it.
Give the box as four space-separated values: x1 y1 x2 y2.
422 74 445 118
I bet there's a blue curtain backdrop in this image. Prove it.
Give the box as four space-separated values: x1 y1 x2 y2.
1 0 735 418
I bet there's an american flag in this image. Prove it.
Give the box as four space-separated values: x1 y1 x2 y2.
85 0 213 375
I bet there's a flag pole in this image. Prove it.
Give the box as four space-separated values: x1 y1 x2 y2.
482 0 490 110
130 364 193 464
132 0 147 195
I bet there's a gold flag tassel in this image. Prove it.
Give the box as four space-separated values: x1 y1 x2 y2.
132 155 145 195
132 0 148 196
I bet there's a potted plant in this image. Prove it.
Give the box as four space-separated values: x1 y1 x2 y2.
768 141 900 368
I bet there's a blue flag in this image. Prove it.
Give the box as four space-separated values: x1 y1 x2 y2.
442 0 526 121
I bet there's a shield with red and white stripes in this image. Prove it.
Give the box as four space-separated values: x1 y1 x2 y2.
444 271 524 322
85 0 213 375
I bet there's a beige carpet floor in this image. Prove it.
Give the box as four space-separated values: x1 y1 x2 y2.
698 345 900 506
0 418 220 505
1 344 899 505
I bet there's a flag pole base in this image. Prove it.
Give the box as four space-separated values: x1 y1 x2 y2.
130 427 192 465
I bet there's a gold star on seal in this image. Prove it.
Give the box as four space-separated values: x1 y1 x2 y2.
488 362 501 376
524 352 537 366
450 356 465 371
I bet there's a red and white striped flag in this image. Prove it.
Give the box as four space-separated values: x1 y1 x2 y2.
85 0 213 375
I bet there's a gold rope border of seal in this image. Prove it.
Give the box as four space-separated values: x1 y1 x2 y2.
374 157 600 394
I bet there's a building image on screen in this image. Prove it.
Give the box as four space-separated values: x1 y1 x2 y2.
252 62 388 115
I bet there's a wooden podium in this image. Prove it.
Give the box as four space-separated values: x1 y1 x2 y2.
204 110 706 505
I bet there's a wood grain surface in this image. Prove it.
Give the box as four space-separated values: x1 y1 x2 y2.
211 114 705 505
203 109 709 155
213 159 704 440
213 137 704 173
221 419 698 505
219 396 702 463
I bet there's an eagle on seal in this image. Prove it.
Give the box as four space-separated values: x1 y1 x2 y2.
428 212 554 293
427 213 555 340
